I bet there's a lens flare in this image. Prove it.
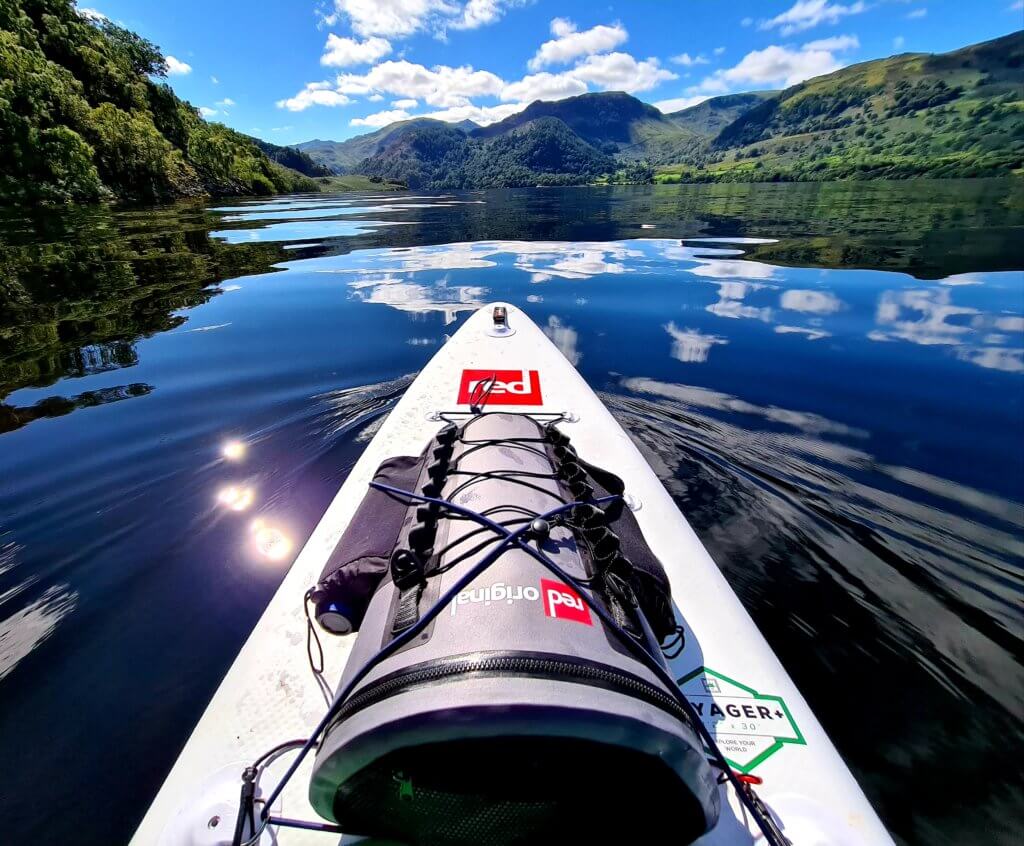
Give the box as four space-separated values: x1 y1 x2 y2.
217 485 255 512
250 519 292 562
222 440 247 461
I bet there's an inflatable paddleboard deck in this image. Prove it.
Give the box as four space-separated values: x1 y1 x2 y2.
133 304 893 846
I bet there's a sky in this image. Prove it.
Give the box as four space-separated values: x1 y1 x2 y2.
80 0 1023 145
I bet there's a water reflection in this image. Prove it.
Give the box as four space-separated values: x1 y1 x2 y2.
780 290 844 314
221 439 247 461
542 316 581 365
217 485 255 512
249 519 292 562
870 288 978 346
286 238 1022 378
348 275 487 323
0 383 153 434
210 218 410 244
705 280 774 323
0 182 1021 846
665 322 728 364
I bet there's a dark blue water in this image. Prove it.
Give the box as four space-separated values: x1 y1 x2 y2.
0 181 1022 845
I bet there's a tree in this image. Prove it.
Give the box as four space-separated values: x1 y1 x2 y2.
97 20 166 77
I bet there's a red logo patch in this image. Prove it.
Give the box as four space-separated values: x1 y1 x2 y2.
541 578 593 625
457 369 543 406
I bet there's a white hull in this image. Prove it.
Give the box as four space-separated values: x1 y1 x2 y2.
133 304 892 845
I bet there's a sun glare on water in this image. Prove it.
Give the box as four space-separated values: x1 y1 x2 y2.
217 485 255 512
221 439 247 461
250 519 293 562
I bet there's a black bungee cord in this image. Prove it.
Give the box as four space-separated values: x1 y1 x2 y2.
235 494 618 846
236 480 789 846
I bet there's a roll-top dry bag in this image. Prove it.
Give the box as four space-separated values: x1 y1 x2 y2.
308 412 720 845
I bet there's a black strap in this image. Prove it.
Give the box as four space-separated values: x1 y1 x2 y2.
391 583 424 636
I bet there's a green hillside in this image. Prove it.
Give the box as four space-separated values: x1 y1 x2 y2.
667 92 778 136
298 32 1022 189
357 116 614 189
296 118 476 174
473 91 681 160
660 31 1024 183
0 0 318 204
298 92 774 180
247 137 332 177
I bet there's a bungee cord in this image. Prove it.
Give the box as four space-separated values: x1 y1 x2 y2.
237 410 789 846
238 479 788 846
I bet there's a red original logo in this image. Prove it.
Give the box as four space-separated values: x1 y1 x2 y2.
457 369 543 406
541 578 593 625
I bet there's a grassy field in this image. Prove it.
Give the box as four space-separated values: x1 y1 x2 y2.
315 175 407 192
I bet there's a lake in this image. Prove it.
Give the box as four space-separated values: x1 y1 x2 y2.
1 180 1022 845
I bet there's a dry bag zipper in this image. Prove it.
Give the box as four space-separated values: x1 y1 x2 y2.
326 650 693 731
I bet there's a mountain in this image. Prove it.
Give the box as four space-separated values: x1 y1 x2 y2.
247 137 332 177
0 0 318 204
296 118 477 173
472 91 681 159
673 31 1024 182
302 32 1022 189
357 117 615 189
667 92 778 136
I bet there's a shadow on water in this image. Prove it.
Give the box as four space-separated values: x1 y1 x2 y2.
0 180 1021 846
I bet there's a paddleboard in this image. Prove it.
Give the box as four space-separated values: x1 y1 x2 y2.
132 303 893 845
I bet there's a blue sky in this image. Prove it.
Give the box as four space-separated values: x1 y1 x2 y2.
81 0 1023 145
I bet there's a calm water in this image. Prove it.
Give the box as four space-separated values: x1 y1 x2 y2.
1 181 1022 845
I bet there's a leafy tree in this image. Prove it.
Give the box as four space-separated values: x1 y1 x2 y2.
97 19 166 77
0 0 316 204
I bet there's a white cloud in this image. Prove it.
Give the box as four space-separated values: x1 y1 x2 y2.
392 97 419 108
572 52 677 93
500 71 587 103
803 34 859 51
653 94 712 113
714 46 726 56
690 43 845 93
326 0 445 37
336 60 504 107
324 0 516 38
78 7 107 21
199 106 217 118
351 108 412 127
893 35 905 49
210 75 219 84
276 80 352 111
528 19 628 70
166 56 193 75
421 101 525 125
760 0 867 36
368 93 384 101
215 97 235 108
671 52 710 66
906 7 927 19
449 0 516 31
321 34 392 67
